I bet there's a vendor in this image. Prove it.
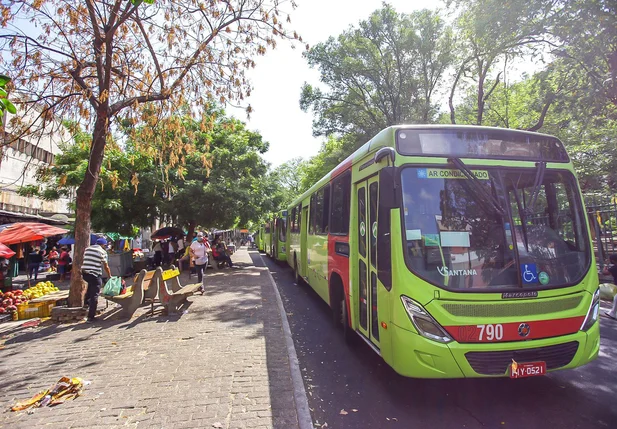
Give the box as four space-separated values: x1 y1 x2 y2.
0 257 9 281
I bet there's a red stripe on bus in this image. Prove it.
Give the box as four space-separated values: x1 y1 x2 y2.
443 316 585 343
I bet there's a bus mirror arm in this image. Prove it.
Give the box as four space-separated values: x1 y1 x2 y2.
375 147 396 165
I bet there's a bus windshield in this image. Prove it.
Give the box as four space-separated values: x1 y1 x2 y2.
400 167 589 290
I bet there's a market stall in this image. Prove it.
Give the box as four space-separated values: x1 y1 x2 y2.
0 223 68 289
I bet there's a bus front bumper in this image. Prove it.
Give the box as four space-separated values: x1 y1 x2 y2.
389 321 599 378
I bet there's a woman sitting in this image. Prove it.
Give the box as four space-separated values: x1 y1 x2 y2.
212 235 233 268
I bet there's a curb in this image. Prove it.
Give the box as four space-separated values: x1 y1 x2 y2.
258 253 314 429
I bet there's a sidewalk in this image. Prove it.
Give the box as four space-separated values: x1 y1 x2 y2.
0 248 309 429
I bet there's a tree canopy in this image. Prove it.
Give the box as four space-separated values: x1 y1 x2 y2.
291 1 617 195
0 0 300 305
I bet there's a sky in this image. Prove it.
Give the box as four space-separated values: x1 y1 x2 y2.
227 0 442 168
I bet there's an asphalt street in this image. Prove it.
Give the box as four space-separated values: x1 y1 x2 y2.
251 250 617 429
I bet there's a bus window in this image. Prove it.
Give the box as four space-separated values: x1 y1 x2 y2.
297 203 302 233
280 216 287 242
309 195 316 235
400 167 516 289
358 187 367 258
290 207 296 233
320 184 331 234
369 181 378 267
330 172 351 235
314 187 325 234
506 171 588 285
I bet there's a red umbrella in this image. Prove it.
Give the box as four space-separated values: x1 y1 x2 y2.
0 222 68 245
0 243 15 258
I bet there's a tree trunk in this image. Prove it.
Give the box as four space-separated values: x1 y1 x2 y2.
476 63 486 126
68 111 109 307
187 220 196 244
449 63 466 124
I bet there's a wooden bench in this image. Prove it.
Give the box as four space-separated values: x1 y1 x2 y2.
133 270 157 314
155 265 203 314
103 270 146 319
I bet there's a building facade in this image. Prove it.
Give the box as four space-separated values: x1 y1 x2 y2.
0 114 72 217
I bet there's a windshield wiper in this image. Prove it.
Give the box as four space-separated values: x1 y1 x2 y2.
448 158 505 217
510 177 530 251
524 161 547 218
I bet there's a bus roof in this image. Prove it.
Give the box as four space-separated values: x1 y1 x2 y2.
288 125 567 208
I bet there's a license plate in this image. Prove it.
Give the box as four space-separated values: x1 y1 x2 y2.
510 361 546 378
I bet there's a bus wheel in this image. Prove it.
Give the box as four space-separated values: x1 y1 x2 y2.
339 297 355 344
294 258 302 285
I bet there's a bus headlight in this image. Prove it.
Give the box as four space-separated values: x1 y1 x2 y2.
580 288 600 332
401 296 453 343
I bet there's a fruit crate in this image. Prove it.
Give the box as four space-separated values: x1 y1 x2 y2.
17 302 55 320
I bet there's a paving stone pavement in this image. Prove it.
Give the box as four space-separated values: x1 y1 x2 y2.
0 248 303 429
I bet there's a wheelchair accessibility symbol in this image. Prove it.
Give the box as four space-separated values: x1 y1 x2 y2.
520 264 538 284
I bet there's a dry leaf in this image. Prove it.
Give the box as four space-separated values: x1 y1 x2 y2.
340 409 348 415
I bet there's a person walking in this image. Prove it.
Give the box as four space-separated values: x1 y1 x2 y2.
27 247 43 281
189 232 210 293
81 237 112 323
603 254 617 320
58 246 70 281
152 240 163 267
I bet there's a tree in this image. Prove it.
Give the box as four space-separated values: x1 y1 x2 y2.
446 0 556 125
550 0 617 109
164 112 281 236
299 136 348 192
0 0 298 306
20 123 162 235
272 157 306 205
300 5 453 146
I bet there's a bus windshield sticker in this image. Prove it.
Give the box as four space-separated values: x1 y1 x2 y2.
360 221 366 237
372 222 377 238
437 266 478 277
440 231 471 247
521 263 538 284
417 168 489 180
406 229 422 240
538 271 550 285
424 234 440 246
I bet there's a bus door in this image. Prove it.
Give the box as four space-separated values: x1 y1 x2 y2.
300 205 309 279
356 176 380 348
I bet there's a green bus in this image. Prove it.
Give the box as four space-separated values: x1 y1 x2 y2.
256 228 262 252
286 125 600 378
272 210 288 262
262 220 272 255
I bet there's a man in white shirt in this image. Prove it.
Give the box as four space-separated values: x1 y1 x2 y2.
189 232 210 290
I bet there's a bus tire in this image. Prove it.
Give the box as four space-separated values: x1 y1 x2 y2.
340 296 355 344
294 257 302 285
331 277 354 344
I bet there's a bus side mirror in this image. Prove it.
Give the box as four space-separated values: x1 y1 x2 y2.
378 166 397 291
379 166 398 209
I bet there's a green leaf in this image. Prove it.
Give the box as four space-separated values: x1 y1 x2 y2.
0 74 11 87
2 98 16 114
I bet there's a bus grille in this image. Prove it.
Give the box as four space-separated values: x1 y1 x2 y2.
465 342 579 375
441 295 582 318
